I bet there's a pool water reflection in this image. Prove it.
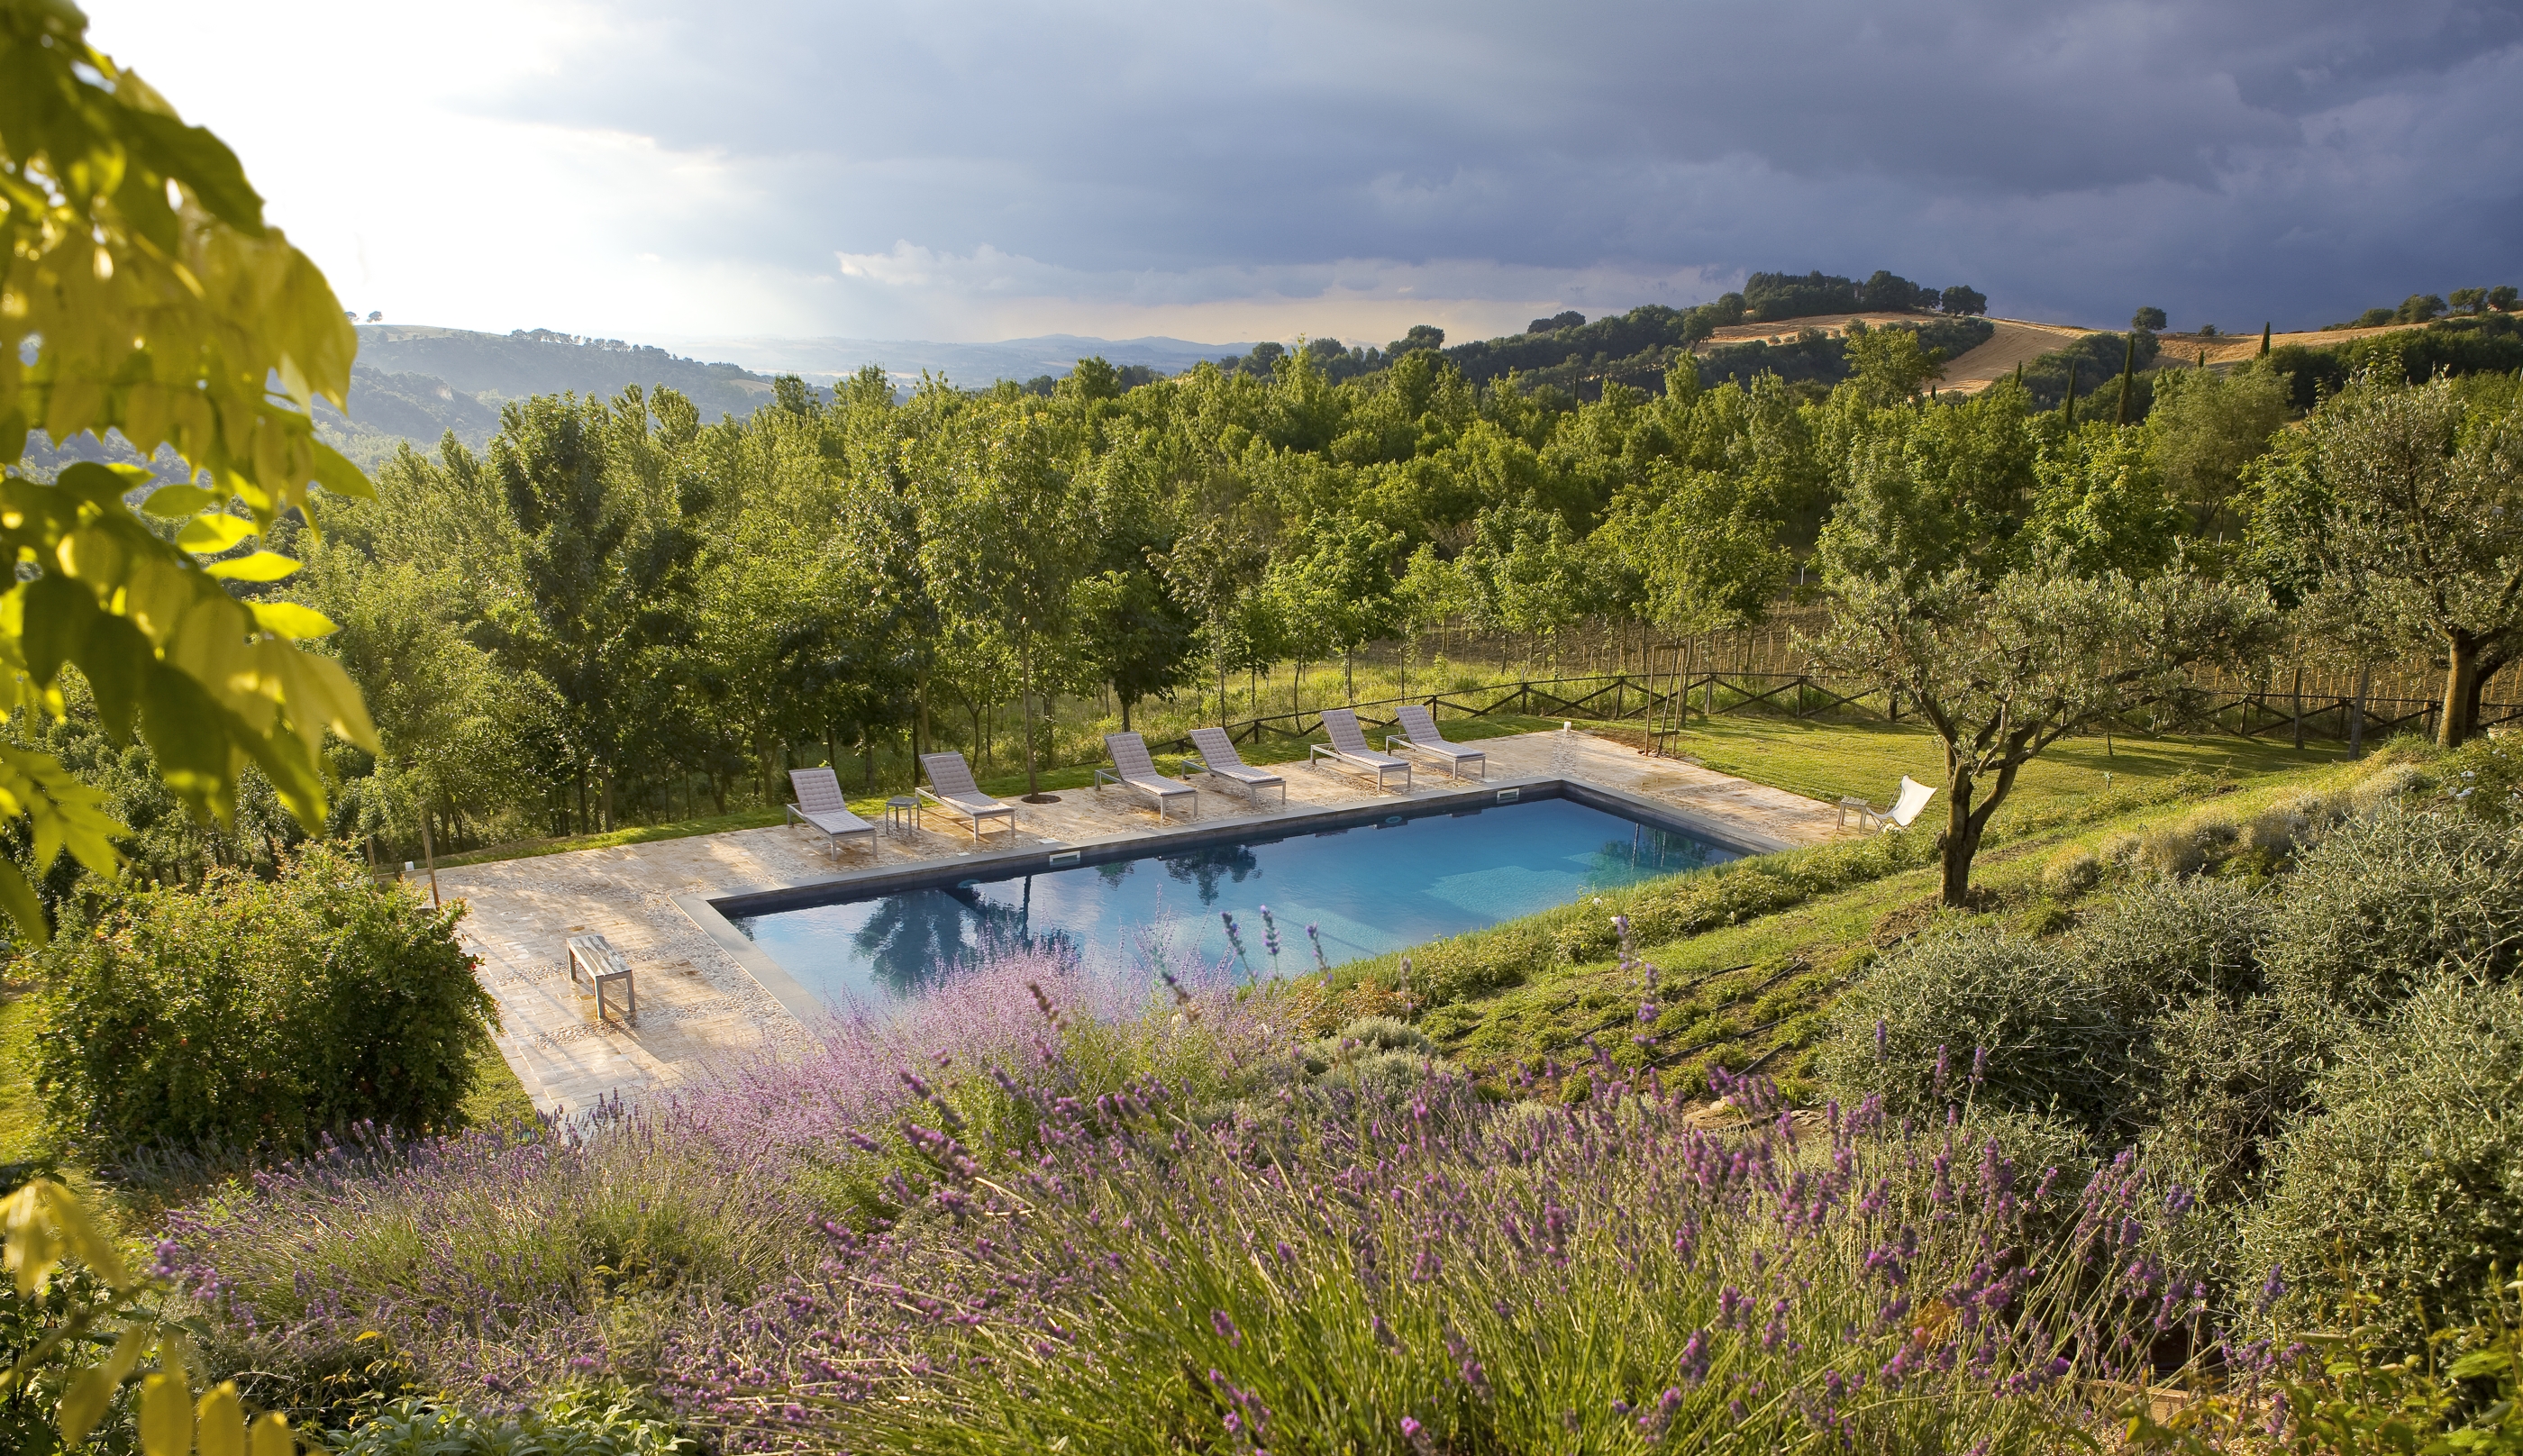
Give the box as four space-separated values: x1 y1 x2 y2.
731 796 1738 1006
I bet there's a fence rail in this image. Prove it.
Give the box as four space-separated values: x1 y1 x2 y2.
1151 669 2523 758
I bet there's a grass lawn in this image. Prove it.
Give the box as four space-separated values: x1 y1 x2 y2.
1592 710 2353 817
1326 737 2400 1103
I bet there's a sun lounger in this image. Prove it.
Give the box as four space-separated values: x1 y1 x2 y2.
1311 707 1412 793
917 752 1019 844
1185 726 1287 810
1386 704 1487 781
785 767 878 860
1839 775 1936 833
1095 732 1198 823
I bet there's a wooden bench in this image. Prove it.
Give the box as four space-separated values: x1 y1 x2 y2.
566 933 637 1026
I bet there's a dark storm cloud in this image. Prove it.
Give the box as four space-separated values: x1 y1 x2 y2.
469 0 2523 329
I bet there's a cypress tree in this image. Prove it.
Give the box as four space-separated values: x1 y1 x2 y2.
2259 321 2272 357
2115 332 2139 425
2062 360 2077 423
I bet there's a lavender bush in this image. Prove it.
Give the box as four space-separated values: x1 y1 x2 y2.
170 930 2213 1453
653 1039 2205 1454
166 942 1274 1417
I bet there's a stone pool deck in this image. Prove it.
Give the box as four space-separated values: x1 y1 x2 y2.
441 728 1853 1116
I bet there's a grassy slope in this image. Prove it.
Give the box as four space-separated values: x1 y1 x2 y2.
1293 715 2363 1103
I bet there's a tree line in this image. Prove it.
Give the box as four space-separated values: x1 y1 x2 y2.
202 303 2501 878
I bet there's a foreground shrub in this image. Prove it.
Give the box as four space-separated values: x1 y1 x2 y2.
1814 926 2145 1134
169 946 1272 1412
657 1067 2196 1454
2259 804 2523 1019
2241 976 2523 1350
2068 876 2269 1006
2133 993 2319 1207
32 843 494 1158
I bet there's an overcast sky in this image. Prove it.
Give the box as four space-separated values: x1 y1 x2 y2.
89 0 2523 346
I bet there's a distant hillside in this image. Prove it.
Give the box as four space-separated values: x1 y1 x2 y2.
311 325 787 465
1198 268 1991 401
644 332 1248 389
353 325 778 414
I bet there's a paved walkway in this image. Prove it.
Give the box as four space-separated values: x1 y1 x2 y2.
442 729 1850 1115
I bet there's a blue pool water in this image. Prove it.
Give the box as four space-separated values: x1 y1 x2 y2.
729 796 1739 1006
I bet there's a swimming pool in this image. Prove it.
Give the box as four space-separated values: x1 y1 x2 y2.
724 792 1742 1006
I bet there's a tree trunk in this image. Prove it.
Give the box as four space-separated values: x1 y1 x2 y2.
1022 646 1043 796
1938 769 1980 907
2464 639 2518 738
2350 664 2370 758
2441 632 2482 748
1121 693 1134 732
915 670 930 767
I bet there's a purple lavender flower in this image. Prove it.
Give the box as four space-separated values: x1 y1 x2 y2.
1211 1308 1243 1347
1677 1329 1711 1387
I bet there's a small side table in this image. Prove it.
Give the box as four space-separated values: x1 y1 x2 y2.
1835 795 1872 832
885 795 919 834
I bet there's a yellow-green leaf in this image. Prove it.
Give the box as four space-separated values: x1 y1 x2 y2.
2 1178 129 1292
59 1326 151 1448
139 1370 193 1456
202 551 299 583
247 601 335 641
196 1382 245 1456
175 515 255 555
247 1413 295 1456
140 485 219 519
0 860 47 950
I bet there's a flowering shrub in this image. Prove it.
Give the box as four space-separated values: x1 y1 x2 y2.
32 842 493 1159
652 1046 2204 1453
167 943 1275 1413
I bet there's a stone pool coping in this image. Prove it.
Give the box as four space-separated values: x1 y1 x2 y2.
442 729 1851 1115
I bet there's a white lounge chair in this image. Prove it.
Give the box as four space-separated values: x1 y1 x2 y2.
1311 707 1412 793
1839 775 1937 833
1096 731 1198 823
1386 704 1487 781
918 752 1019 844
785 768 878 860
1185 726 1287 810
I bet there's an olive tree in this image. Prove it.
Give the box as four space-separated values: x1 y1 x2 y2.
1810 559 2276 905
2273 374 2523 746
